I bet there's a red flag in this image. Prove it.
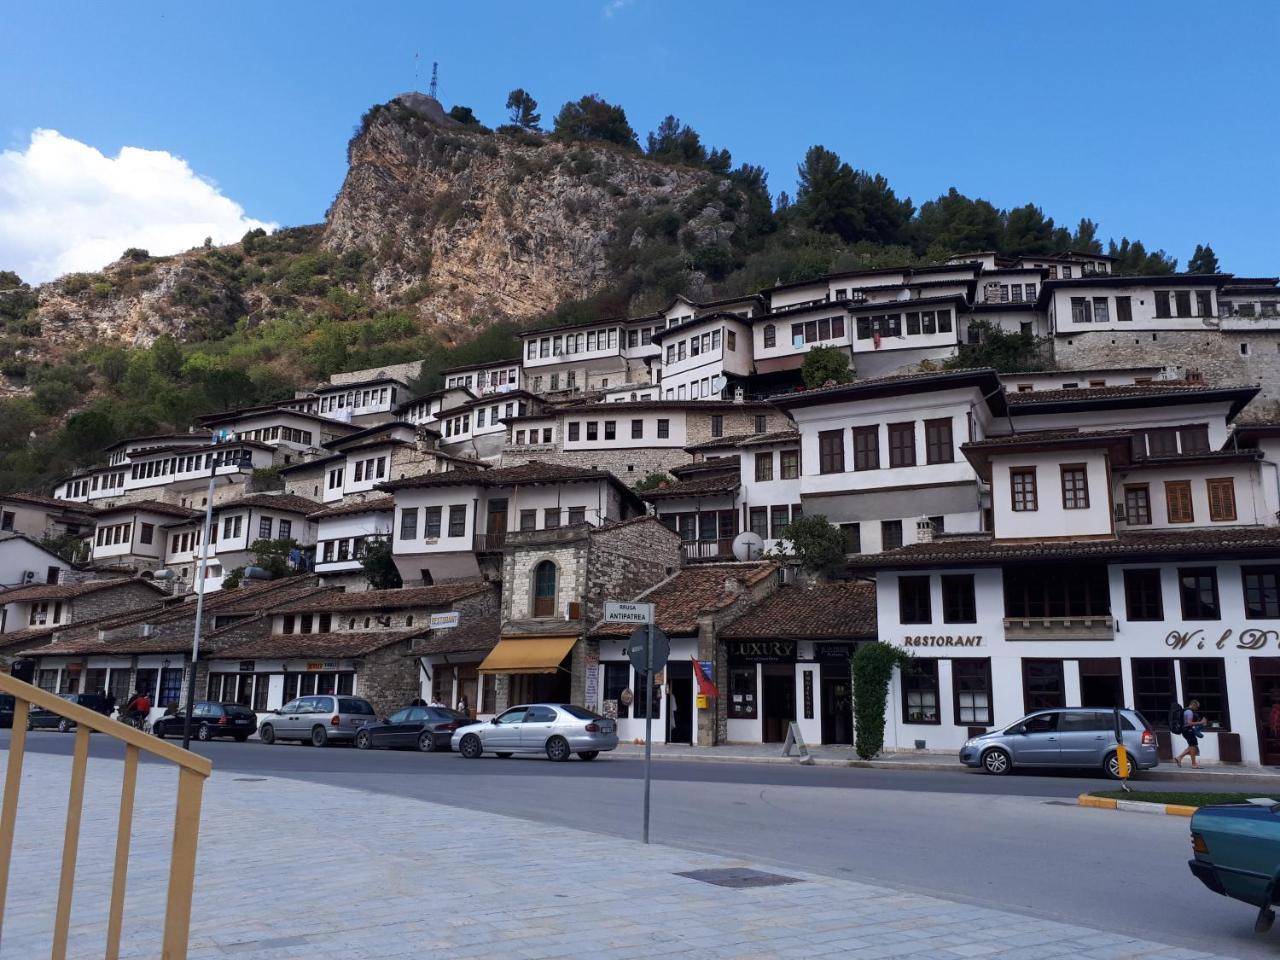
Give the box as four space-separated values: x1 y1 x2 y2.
692 656 719 698
872 332 882 350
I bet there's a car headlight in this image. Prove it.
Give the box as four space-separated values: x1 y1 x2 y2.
963 738 978 748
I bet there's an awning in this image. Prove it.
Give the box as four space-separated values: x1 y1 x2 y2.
478 636 577 675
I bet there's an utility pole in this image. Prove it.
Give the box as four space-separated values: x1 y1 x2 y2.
181 433 225 751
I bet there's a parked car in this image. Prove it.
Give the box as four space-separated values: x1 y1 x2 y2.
258 695 377 747
960 707 1159 778
1189 799 1280 933
355 705 470 752
0 694 13 729
27 692 115 732
452 703 618 762
153 702 258 741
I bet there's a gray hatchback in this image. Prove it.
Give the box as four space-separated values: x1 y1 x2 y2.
258 695 377 747
960 707 1159 778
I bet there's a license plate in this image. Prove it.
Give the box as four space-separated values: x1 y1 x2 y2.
600 724 614 735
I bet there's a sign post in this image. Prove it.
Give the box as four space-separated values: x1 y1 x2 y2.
611 602 666 845
1113 706 1131 790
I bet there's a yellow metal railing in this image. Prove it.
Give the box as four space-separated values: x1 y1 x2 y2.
0 672 212 959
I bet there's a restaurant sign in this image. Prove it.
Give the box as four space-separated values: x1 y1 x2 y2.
727 640 796 663
1166 628 1280 651
902 635 983 647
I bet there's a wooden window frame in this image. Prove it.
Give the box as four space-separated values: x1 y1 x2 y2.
940 574 977 624
898 575 932 625
1242 564 1280 620
1179 658 1230 731
901 658 941 725
1179 566 1221 620
887 422 916 468
952 658 993 727
818 430 845 475
924 417 954 465
1124 484 1151 525
1165 480 1194 524
1060 464 1090 510
1010 467 1038 512
1123 568 1163 621
1021 658 1066 714
852 425 880 471
754 452 774 482
1206 477 1237 522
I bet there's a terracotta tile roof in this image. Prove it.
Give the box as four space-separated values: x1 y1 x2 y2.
0 626 60 656
671 457 740 478
0 492 95 514
769 368 1004 409
591 562 778 638
214 493 323 515
380 461 618 491
720 582 876 640
640 474 740 501
847 526 1280 569
686 433 758 451
267 583 492 614
306 497 396 520
213 628 426 660
732 431 801 449
0 578 162 605
411 615 501 656
1005 383 1256 408
962 428 1134 450
93 500 201 520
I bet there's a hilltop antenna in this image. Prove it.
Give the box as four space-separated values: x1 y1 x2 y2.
428 62 438 99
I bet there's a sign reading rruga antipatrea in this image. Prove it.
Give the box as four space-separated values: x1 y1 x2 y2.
902 635 983 647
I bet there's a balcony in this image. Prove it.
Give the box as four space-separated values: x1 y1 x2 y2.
473 532 507 552
680 538 736 563
1003 615 1114 641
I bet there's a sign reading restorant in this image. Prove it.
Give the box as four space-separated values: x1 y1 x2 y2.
604 601 654 625
429 612 460 630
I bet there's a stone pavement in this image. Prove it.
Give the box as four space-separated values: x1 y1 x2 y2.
1 752 1232 959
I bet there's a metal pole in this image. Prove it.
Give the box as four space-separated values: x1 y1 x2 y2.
182 441 220 751
642 621 653 844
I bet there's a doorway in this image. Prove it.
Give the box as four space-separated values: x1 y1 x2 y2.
487 499 508 545
1250 657 1280 766
761 664 795 743
821 667 853 744
1079 658 1124 709
666 660 693 744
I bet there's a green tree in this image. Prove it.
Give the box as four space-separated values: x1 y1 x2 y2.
551 94 639 150
911 188 1003 256
1001 204 1069 256
39 532 90 564
801 344 853 388
775 515 847 578
646 115 707 167
33 380 77 415
95 348 129 385
150 335 183 378
632 471 670 492
794 146 912 245
851 643 912 759
61 408 119 462
1187 243 1220 274
945 320 1050 373
1107 237 1177 275
505 88 541 129
361 536 403 590
1071 218 1103 254
245 538 302 580
448 105 481 126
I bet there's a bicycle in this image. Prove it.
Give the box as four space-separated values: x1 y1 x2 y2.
118 712 152 735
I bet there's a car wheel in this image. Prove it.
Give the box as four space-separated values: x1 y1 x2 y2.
545 736 570 763
459 733 483 759
57 718 71 733
578 751 600 761
311 726 328 748
1104 752 1123 780
355 729 372 750
196 723 212 742
417 732 436 753
981 748 1011 775
259 724 275 745
496 752 513 759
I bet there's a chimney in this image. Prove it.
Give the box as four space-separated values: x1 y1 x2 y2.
915 517 935 544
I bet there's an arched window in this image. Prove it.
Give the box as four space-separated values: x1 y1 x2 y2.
405 615 414 627
348 618 355 630
532 561 557 618
763 324 776 348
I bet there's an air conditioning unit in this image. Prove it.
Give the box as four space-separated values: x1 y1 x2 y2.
20 571 36 585
1113 504 1128 523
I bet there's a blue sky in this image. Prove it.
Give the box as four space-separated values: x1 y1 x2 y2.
2 0 1278 278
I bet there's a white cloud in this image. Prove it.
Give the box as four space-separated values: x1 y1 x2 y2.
0 129 276 284
603 0 632 17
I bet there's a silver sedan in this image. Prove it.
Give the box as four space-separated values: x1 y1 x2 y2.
452 703 618 762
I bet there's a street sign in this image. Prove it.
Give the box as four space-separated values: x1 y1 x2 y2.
604 601 654 625
429 612 460 630
626 626 669 674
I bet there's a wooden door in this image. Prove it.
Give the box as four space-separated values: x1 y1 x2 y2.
1250 658 1280 766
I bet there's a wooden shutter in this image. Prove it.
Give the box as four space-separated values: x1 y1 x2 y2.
1207 478 1237 521
1165 480 1193 523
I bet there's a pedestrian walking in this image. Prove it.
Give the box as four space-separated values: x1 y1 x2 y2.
456 693 470 718
1174 699 1206 768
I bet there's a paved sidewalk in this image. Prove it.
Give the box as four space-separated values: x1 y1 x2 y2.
613 741 1280 781
2 753 1233 959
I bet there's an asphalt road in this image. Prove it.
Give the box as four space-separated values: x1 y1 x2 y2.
4 730 1273 959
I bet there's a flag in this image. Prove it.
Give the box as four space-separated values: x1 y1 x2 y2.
693 657 719 698
872 332 882 350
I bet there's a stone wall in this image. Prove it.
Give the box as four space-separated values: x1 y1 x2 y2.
702 570 783 745
327 362 423 387
500 447 691 485
686 408 792 447
357 639 419 717
283 465 326 500
73 582 167 624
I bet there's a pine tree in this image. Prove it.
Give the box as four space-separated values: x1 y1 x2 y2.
1187 243 1220 274
505 88 541 129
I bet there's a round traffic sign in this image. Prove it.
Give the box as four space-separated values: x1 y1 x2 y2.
626 625 670 674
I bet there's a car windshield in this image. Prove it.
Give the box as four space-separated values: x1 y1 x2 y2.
225 706 255 719
557 705 602 721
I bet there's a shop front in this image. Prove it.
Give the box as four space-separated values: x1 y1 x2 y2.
595 633 700 745
478 635 576 712
723 639 859 745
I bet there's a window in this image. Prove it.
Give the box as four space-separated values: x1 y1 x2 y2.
755 415 767 434
1116 296 1133 322
749 507 767 539
1132 659 1176 727
727 331 736 351
953 659 992 726
1181 659 1230 730
1060 465 1089 509
1004 564 1110 618
1179 567 1220 620
400 508 418 540
568 506 586 525
924 418 953 464
630 419 643 440
532 561 557 617
852 425 879 471
779 450 799 479
728 666 757 719
1022 659 1065 712
899 576 932 624
754 452 773 482
881 519 903 551
1207 478 1237 521
1123 569 1163 620
603 662 631 719
1180 425 1210 453
0 511 12 532
1070 297 1092 324
1010 468 1037 511
520 509 536 532
139 523 154 545
818 430 844 474
544 508 560 529
902 659 940 724
770 505 791 540
1092 297 1110 324
1175 290 1192 317
1154 291 1172 318
888 423 915 468
840 522 860 553
1243 566 1280 619
941 575 976 623
568 422 580 442
447 505 466 538
1124 485 1151 525
604 421 616 441
586 422 598 442
763 324 776 348
259 516 273 540
711 415 723 439
1165 480 1194 523
424 506 442 539
656 419 669 439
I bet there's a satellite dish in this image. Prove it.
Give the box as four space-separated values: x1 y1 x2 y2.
710 374 727 395
732 531 765 562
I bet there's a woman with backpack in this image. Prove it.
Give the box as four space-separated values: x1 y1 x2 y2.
1174 699 1206 768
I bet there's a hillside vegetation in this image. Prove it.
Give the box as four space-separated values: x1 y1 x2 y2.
0 89 1205 493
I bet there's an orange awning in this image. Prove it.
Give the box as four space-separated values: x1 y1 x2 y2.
478 636 577 675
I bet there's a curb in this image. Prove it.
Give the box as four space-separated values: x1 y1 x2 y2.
1077 793 1197 817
